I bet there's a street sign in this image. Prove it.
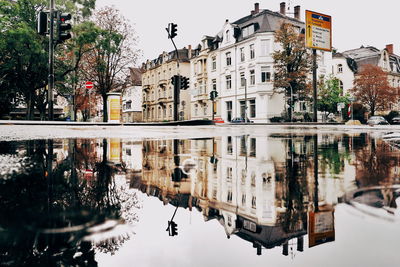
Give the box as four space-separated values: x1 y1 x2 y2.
305 10 332 51
85 81 94 89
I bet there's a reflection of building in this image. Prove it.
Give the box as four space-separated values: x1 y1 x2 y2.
137 140 193 204
131 136 339 255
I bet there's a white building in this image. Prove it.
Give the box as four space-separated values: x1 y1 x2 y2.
332 44 400 112
122 68 144 122
190 3 331 122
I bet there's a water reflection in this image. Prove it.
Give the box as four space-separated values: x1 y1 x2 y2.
0 131 399 264
0 139 140 266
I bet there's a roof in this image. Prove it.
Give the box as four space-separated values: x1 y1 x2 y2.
128 67 144 86
144 48 191 70
336 46 400 74
232 9 305 42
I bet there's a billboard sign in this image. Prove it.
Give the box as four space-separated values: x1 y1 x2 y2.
305 10 332 51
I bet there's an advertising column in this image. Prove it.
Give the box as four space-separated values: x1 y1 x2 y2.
107 92 121 123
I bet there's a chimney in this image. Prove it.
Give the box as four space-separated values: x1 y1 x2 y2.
386 44 394 54
294 5 300 20
188 45 192 58
280 2 286 15
254 3 260 14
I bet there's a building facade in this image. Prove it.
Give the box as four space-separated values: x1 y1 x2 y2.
332 44 400 112
122 67 144 122
142 49 191 122
189 3 330 122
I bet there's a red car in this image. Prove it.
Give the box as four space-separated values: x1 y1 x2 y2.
213 117 225 123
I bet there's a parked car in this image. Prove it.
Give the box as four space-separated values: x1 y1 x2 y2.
367 116 389 125
230 117 254 123
391 117 400 125
213 117 225 124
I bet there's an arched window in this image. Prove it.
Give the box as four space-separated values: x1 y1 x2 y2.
225 30 230 42
338 64 343 73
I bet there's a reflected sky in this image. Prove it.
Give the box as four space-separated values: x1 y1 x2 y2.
0 131 399 266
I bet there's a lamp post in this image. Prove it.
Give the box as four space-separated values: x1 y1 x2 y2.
244 78 248 123
289 83 293 122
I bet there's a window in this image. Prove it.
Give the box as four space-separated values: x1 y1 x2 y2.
227 135 233 154
242 194 246 206
169 105 172 117
251 172 256 187
226 30 230 42
251 196 256 209
227 190 233 203
240 136 247 156
227 167 233 181
240 100 246 118
242 25 254 38
338 64 343 73
126 101 132 110
261 40 270 56
240 47 245 62
241 169 246 185
226 52 232 66
249 99 256 118
212 57 216 71
163 108 166 118
194 104 198 116
261 66 271 82
250 44 255 59
226 75 232 89
212 79 217 91
250 70 255 85
203 105 207 115
226 101 232 121
240 72 246 87
250 138 256 157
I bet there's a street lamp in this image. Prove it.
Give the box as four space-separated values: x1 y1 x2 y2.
244 78 248 123
288 83 293 122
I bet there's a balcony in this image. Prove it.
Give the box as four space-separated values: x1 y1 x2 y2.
158 79 167 86
143 85 150 92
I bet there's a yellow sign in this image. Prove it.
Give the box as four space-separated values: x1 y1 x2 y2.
109 138 121 163
305 10 332 51
110 98 120 121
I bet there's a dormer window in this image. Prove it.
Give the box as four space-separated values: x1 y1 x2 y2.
242 24 255 38
226 30 230 42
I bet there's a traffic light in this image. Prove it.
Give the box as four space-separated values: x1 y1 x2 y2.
57 12 72 43
210 90 218 100
180 76 189 90
171 75 180 86
169 23 177 39
170 221 178 236
37 11 48 35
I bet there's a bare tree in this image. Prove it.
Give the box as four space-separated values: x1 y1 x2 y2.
81 6 140 122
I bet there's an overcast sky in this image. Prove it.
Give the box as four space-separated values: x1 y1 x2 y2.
96 0 400 65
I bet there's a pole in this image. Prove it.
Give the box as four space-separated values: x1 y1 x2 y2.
173 76 180 121
212 98 215 122
290 84 293 123
48 0 55 121
312 49 318 122
244 78 248 122
313 134 319 212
